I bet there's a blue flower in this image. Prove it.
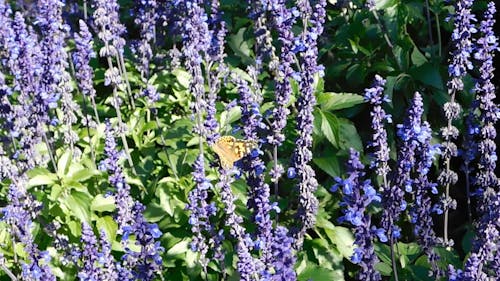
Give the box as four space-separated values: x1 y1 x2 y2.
333 149 381 280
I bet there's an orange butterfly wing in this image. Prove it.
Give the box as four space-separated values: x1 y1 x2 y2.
211 136 257 169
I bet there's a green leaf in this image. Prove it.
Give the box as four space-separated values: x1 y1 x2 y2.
317 92 365 111
66 166 99 183
310 239 343 271
144 202 166 222
313 155 341 178
166 239 189 256
63 191 91 222
28 174 58 188
375 261 393 276
90 195 116 212
172 69 191 89
220 106 242 131
411 46 427 67
57 150 73 177
298 264 343 281
325 226 355 260
320 111 339 148
96 216 118 243
337 118 363 152
409 63 444 90
228 28 253 64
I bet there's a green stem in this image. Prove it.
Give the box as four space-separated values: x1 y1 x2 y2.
116 53 135 110
435 13 442 57
68 55 96 164
424 0 434 52
42 131 57 173
83 0 88 20
102 38 137 175
383 174 399 281
0 264 17 281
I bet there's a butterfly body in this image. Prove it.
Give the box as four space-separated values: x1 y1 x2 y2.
211 136 257 169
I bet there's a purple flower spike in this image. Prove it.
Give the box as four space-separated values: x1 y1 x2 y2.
233 72 273 266
73 20 96 100
404 93 443 278
364 75 390 180
78 223 100 280
217 168 263 280
290 0 326 250
439 0 477 245
134 0 158 79
463 3 500 279
332 149 381 281
186 154 218 270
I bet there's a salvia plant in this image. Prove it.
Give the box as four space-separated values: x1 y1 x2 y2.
0 0 498 280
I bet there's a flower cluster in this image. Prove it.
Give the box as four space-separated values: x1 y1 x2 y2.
37 0 80 150
267 0 298 182
217 168 263 280
439 0 477 245
133 0 158 79
100 120 164 279
234 73 273 265
404 93 443 277
460 2 500 279
186 154 218 270
289 0 326 249
331 149 382 281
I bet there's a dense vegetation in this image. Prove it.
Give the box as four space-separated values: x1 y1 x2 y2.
0 0 498 280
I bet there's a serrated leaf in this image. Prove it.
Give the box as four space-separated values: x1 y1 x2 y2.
91 194 116 212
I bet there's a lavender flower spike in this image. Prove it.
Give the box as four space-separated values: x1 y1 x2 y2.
73 19 100 122
473 1 499 217
363 75 390 180
290 0 326 249
101 120 134 231
217 168 263 280
440 0 477 244
233 73 273 266
463 3 500 279
78 222 100 280
97 230 118 280
37 0 80 151
134 0 158 79
101 120 163 279
331 149 382 281
268 0 297 182
406 93 443 277
186 154 217 271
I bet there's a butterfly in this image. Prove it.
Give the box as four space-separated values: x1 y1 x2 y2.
211 136 258 169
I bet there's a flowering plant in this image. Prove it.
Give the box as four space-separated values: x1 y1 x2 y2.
0 0 498 280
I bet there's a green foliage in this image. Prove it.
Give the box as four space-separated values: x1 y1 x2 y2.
0 0 481 279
